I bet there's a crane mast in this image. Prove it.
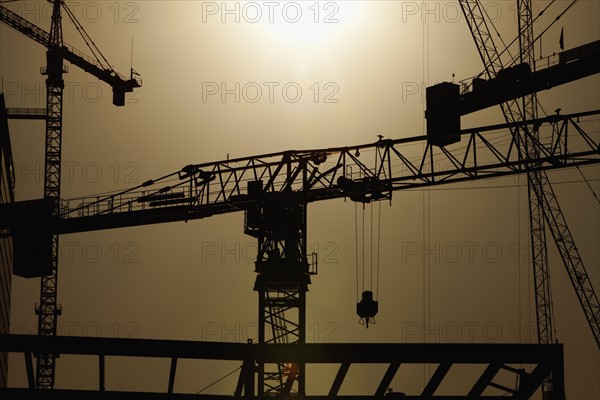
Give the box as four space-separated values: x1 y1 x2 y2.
36 0 64 388
516 1 554 397
246 185 312 396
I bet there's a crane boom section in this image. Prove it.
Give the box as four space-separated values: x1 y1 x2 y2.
0 5 141 103
2 110 591 235
459 40 600 116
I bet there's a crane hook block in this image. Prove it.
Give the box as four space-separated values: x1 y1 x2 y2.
113 89 126 106
357 290 378 328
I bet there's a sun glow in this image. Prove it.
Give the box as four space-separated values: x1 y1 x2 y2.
261 1 363 45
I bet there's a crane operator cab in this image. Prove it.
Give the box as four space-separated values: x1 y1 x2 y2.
357 290 378 328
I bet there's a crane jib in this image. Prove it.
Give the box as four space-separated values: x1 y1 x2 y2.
0 109 597 270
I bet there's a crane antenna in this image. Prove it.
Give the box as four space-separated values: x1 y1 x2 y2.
524 0 579 58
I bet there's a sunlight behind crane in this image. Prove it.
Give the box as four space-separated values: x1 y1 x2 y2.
262 1 363 46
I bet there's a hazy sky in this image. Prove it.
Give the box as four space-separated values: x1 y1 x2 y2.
1 0 599 397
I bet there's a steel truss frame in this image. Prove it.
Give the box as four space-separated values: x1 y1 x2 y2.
0 111 596 397
54 110 599 234
459 6 598 399
0 334 565 399
249 194 310 396
35 0 64 387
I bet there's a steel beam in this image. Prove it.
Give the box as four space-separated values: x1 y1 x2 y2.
0 334 565 400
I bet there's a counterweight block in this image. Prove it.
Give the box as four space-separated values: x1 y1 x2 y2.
0 198 56 277
425 82 461 147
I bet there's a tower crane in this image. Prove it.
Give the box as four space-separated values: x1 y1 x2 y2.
431 2 599 397
0 2 597 397
1 106 599 397
0 0 141 388
455 4 547 363
425 2 599 396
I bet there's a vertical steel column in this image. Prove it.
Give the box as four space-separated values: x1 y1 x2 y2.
516 2 553 397
250 192 310 398
36 0 64 388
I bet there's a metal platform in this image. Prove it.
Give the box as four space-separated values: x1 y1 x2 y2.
0 334 565 399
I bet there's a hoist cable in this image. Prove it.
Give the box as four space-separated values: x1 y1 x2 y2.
362 204 365 293
195 366 241 394
376 200 382 301
370 202 374 292
355 202 359 302
576 166 600 205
